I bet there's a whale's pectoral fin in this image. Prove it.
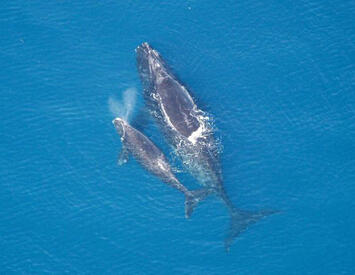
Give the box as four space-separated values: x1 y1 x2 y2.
117 145 130 165
224 209 280 252
185 189 213 219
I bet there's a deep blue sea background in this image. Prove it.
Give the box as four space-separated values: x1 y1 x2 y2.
1 1 354 274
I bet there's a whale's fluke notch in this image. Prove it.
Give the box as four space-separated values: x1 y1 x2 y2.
224 209 279 252
184 189 212 219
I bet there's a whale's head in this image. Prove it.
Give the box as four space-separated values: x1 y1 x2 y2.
112 117 126 137
136 42 165 89
136 42 152 75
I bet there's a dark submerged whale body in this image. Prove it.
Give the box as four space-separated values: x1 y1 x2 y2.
136 42 276 250
113 118 210 218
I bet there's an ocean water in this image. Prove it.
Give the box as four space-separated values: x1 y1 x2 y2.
1 1 354 274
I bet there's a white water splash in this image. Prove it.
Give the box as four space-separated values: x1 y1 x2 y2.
108 87 137 122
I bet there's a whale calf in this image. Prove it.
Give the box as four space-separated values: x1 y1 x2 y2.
136 42 277 250
113 117 210 218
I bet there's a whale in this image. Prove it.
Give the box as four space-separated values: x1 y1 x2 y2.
112 117 210 218
136 42 277 250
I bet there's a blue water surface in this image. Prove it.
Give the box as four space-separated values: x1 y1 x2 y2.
1 1 354 274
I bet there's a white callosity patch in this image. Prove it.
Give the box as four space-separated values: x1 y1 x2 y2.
112 117 127 141
156 158 169 172
156 74 164 85
187 111 210 145
160 92 211 145
177 85 212 144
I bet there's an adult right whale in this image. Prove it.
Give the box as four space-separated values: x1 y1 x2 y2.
136 42 277 251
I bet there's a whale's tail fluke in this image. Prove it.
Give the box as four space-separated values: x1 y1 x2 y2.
184 189 212 219
225 209 279 252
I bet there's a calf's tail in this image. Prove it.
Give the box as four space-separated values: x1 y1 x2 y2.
184 189 212 219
